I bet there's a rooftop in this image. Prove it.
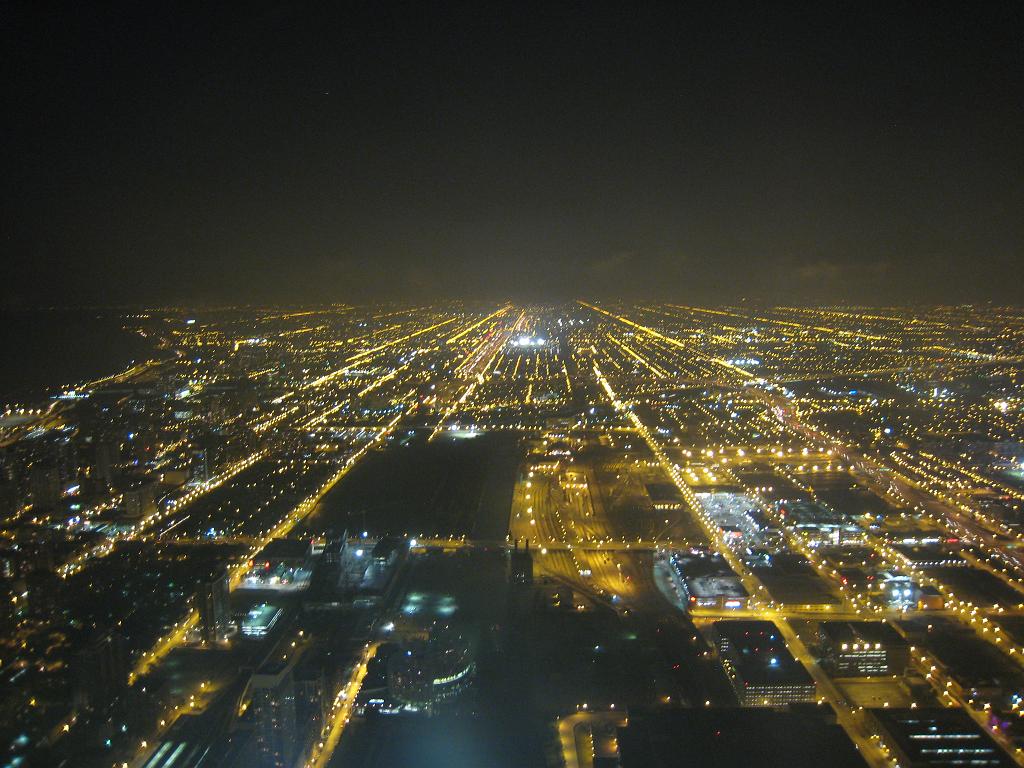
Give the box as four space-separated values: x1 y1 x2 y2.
714 620 814 687
870 708 1014 767
618 708 866 768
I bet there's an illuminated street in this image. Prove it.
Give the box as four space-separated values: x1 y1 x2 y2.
6 303 1024 767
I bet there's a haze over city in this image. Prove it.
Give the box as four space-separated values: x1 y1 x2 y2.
4 3 1023 306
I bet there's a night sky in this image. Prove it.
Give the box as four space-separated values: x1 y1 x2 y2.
4 3 1022 306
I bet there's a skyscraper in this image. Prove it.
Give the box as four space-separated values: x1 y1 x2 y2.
73 629 127 712
196 567 231 644
250 656 299 768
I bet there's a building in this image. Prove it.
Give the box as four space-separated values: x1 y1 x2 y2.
777 500 862 546
250 657 299 768
668 550 749 610
293 651 330 742
242 603 283 637
713 620 815 706
354 643 402 715
243 538 315 589
253 537 314 567
617 708 866 768
867 708 1014 767
510 538 533 584
122 477 158 519
190 448 210 483
874 572 919 609
94 439 116 487
868 573 945 610
387 628 475 714
322 534 349 565
645 482 684 510
29 464 61 511
818 621 909 676
917 584 945 610
73 629 128 711
196 567 231 644
371 536 402 568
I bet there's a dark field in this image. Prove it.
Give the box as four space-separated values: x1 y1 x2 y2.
306 431 519 540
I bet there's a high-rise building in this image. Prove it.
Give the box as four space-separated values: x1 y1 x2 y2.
196 567 231 644
294 650 330 741
28 464 61 511
94 438 117 487
510 538 533 585
73 629 128 711
0 481 18 520
251 657 299 768
190 448 211 484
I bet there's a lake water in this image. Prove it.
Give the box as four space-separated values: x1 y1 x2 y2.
0 309 156 405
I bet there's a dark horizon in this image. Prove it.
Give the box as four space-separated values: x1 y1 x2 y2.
4 3 1023 307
